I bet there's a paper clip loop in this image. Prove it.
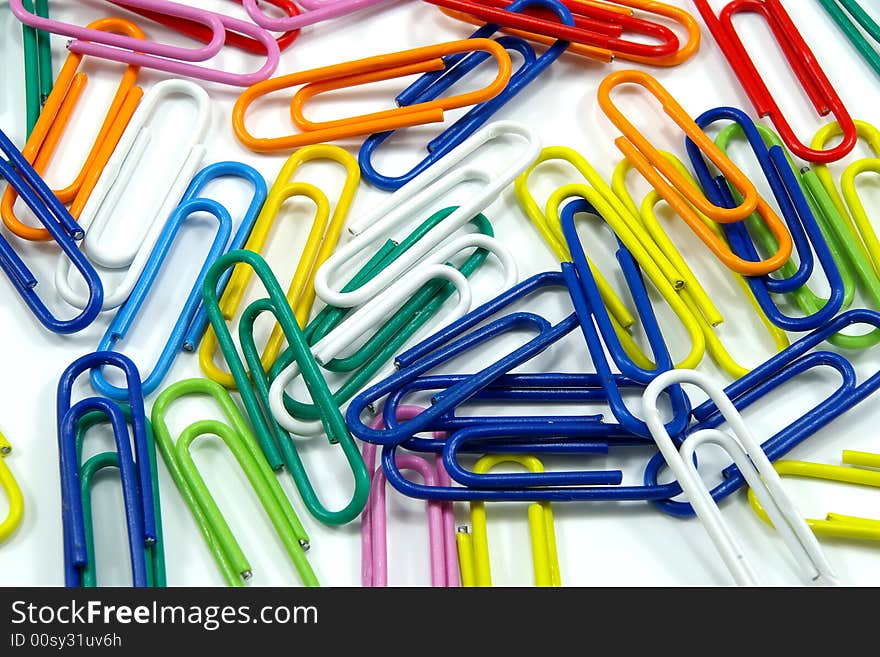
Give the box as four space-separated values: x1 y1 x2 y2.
233 39 513 153
56 352 161 587
55 79 210 311
691 0 856 163
317 121 539 309
749 450 880 542
151 378 317 587
11 0 281 87
0 129 103 333
359 0 571 191
643 369 838 587
0 431 23 545
2 17 145 242
203 251 370 525
362 408 459 587
199 145 357 389
457 455 561 587
598 70 792 276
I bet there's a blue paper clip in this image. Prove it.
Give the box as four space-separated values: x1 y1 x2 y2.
643 308 880 517
380 420 687 502
0 128 103 333
91 162 265 399
347 269 691 446
357 0 571 191
687 107 845 331
560 198 691 437
90 198 232 399
56 352 157 587
178 162 267 351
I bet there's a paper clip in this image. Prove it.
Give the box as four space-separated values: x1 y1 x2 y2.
0 431 23 545
359 0 571 191
11 0 281 87
362 408 458 587
56 352 160 587
691 0 856 164
233 39 513 153
91 162 266 399
73 404 166 587
434 0 700 66
643 369 838 587
112 0 303 54
55 79 210 311
203 250 370 525
90 200 232 399
199 145 357 389
456 455 560 587
612 154 790 378
316 121 539 309
0 129 103 334
749 450 880 542
427 0 680 59
689 106 845 332
816 0 880 79
643 309 880 516
151 379 318 587
2 17 145 241
715 121 880 347
347 271 690 447
242 0 390 30
597 69 792 276
269 208 512 437
19 0 52 136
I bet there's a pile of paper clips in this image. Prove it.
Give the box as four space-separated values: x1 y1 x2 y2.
2 0 880 588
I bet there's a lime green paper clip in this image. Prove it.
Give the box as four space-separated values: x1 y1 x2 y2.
19 0 53 136
152 378 318 587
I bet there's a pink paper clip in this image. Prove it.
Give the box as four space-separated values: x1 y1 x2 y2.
242 0 391 30
10 0 280 87
361 407 459 588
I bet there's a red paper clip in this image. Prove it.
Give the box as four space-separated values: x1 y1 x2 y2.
111 0 302 53
425 0 681 58
692 0 857 164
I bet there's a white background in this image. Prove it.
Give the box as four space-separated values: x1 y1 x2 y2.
1 0 880 587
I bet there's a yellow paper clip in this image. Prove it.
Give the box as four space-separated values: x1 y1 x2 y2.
456 455 561 587
749 451 880 542
0 431 24 544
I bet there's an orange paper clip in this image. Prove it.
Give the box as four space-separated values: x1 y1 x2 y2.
1 17 144 242
598 69 791 277
232 39 512 153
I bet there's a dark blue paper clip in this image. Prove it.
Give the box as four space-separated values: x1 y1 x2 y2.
686 107 845 331
560 198 691 438
347 269 690 446
57 352 157 587
90 162 266 399
357 0 571 191
380 421 685 502
643 308 880 517
0 128 103 333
